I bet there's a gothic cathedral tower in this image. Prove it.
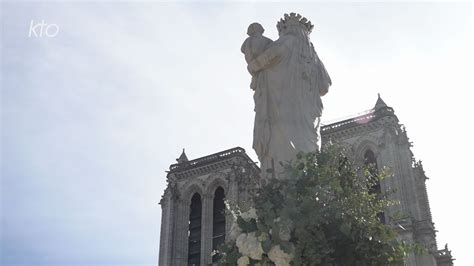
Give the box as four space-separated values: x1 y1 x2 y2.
158 96 453 266
159 148 259 265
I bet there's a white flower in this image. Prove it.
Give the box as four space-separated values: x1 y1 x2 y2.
235 232 264 260
237 255 250 266
225 200 239 220
236 233 247 251
229 221 242 241
240 207 257 222
268 244 294 266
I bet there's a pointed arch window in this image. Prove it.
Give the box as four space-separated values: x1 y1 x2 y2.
364 149 380 193
363 149 385 224
212 187 226 263
188 193 202 266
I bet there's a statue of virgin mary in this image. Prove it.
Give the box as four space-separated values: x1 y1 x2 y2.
245 13 332 178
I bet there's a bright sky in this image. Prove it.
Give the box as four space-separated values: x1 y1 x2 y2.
1 1 472 266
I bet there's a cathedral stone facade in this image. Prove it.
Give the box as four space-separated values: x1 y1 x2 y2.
159 148 260 265
158 96 454 266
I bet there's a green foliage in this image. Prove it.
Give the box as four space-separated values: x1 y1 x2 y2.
237 217 258 233
219 244 240 265
218 145 419 265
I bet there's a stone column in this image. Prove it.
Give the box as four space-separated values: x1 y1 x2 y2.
400 231 417 266
226 170 239 239
159 191 172 266
381 135 408 218
397 143 422 221
172 198 189 266
201 193 213 266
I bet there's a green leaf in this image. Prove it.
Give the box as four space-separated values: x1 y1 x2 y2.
280 241 293 253
224 247 240 265
262 239 272 253
237 217 258 233
272 225 281 244
297 162 305 170
236 216 247 229
262 201 273 211
340 222 352 237
257 220 268 232
296 152 304 159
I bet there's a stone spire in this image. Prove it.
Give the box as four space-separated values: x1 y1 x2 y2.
374 93 388 110
176 148 189 163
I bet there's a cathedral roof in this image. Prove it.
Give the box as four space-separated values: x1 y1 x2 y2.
321 94 397 137
168 147 259 178
176 149 189 163
374 93 389 110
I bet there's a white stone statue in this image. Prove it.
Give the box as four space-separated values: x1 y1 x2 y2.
241 23 273 90
242 13 332 178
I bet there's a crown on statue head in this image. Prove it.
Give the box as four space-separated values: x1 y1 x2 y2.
277 12 314 33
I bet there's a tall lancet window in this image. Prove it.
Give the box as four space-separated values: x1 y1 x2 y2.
363 149 385 224
188 193 202 266
212 187 226 262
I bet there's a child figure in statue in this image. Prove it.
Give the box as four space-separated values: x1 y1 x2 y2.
241 23 273 90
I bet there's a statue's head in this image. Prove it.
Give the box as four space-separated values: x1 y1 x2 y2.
247 23 265 36
276 13 314 36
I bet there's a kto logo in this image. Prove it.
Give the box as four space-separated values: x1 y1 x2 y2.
28 20 59 37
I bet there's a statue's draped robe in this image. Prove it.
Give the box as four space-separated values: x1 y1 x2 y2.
250 31 331 177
